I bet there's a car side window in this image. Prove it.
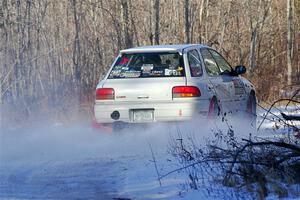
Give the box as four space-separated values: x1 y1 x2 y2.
187 49 203 77
200 49 220 76
209 49 232 74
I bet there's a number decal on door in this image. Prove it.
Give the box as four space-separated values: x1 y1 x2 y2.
233 79 245 95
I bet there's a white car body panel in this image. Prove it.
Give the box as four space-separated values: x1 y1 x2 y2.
94 44 256 125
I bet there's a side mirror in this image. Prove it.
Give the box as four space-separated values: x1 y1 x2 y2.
234 65 246 75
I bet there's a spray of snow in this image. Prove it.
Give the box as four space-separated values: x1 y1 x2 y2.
0 115 259 199
0 115 255 162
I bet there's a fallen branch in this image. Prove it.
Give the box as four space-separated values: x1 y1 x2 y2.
281 113 300 121
257 99 300 131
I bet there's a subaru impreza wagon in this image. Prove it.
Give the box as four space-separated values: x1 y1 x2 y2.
93 44 256 130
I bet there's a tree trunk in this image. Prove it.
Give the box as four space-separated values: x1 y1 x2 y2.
198 0 204 43
249 27 257 73
219 2 231 50
205 0 209 43
153 0 160 45
71 0 81 83
184 0 190 43
121 0 133 49
287 0 293 86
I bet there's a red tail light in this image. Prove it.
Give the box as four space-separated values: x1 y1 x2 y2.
96 88 115 100
172 86 201 98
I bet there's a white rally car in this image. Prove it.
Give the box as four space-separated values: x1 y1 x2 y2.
93 44 256 131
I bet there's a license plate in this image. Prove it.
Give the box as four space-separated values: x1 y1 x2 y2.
133 110 154 122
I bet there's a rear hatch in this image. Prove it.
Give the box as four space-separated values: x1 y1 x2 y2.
104 51 187 103
95 51 206 123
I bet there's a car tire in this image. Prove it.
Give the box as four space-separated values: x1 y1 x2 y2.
208 97 219 119
246 93 257 128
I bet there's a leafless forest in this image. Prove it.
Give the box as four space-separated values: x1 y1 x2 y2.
0 0 300 124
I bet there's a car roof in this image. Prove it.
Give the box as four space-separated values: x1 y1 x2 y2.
120 44 210 54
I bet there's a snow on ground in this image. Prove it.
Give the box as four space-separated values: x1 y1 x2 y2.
257 106 300 139
0 108 299 200
0 121 211 200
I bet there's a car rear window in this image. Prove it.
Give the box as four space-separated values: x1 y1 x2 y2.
108 52 185 79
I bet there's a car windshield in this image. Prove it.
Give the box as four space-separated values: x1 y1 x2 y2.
108 52 185 79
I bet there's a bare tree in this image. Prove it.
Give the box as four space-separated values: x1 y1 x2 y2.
121 0 133 49
248 0 269 75
71 0 82 83
197 0 205 43
153 0 160 45
287 0 294 86
184 0 190 43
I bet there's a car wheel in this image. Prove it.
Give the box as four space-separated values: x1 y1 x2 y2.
208 97 219 119
246 93 257 128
